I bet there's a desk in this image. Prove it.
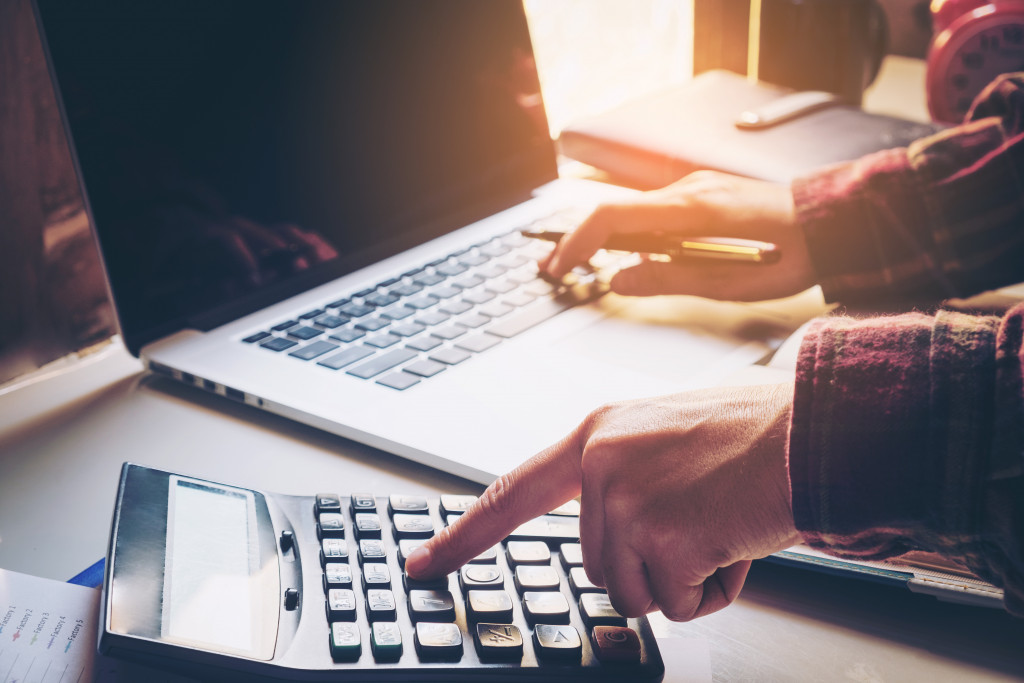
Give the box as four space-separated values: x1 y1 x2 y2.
1 340 1022 682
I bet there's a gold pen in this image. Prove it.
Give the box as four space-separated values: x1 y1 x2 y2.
521 231 781 265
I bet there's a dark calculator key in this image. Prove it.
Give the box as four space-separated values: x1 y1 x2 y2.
299 308 325 319
466 590 514 624
389 495 429 515
354 317 390 332
329 622 361 662
560 542 584 569
350 493 376 513
354 513 382 539
506 541 551 566
315 493 342 514
321 539 349 564
317 512 345 539
380 306 416 321
370 622 403 662
314 314 348 329
397 540 425 569
392 513 435 539
474 623 523 660
288 325 323 341
569 567 602 597
323 563 353 590
429 347 471 366
403 359 446 377
459 565 504 591
366 589 397 622
408 589 456 623
522 591 570 625
327 589 357 621
514 565 560 594
507 514 580 542
413 272 446 287
289 340 338 361
361 563 391 590
242 331 271 343
440 494 476 515
406 336 443 352
591 626 642 663
317 346 374 370
579 593 627 628
533 624 582 661
365 333 402 349
455 333 501 354
272 320 299 332
328 328 366 344
403 571 449 592
358 539 387 564
347 348 417 379
261 337 298 352
414 622 463 661
338 302 375 318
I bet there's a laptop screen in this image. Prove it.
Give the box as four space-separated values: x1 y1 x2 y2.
35 0 557 355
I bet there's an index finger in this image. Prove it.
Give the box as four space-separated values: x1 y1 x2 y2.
404 428 585 579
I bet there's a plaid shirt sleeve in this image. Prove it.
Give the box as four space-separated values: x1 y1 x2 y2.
791 73 1024 305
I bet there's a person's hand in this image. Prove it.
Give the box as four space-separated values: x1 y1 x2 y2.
543 171 816 302
405 383 801 621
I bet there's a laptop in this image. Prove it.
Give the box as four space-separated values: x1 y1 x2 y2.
35 0 790 484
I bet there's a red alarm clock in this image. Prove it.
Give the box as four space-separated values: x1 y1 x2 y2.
927 0 1024 123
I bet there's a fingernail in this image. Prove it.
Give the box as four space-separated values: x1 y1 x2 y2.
404 544 432 577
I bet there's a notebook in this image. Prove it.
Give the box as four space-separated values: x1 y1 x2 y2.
35 0 810 484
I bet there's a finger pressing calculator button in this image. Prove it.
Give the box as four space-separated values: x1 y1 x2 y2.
371 622 403 662
358 539 387 564
506 540 551 566
329 622 362 662
388 495 429 515
522 591 570 625
361 563 391 590
466 589 514 624
591 625 642 663
403 571 449 592
315 493 342 515
474 623 523 661
323 563 353 591
533 624 582 661
513 565 560 594
392 513 435 540
414 622 463 661
354 513 382 539
408 589 456 622
568 567 603 597
321 539 349 566
317 513 345 539
366 589 398 622
459 565 504 591
326 589 357 621
351 493 376 514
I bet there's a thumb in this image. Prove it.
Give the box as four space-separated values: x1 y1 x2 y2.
405 428 585 579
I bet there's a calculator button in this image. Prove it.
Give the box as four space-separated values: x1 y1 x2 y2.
560 542 584 569
467 546 499 564
466 590 514 623
329 622 362 662
392 513 435 540
591 625 642 663
569 567 603 597
507 515 580 542
513 565 560 594
473 623 523 661
403 571 450 592
279 530 295 553
439 494 476 516
351 493 376 513
522 591 570 625
389 495 429 515
326 589 357 621
361 563 391 590
317 513 345 539
459 565 504 591
548 499 582 516
533 624 582 661
354 513 382 539
315 493 342 515
579 593 627 628
358 539 387 564
408 589 456 622
366 589 398 622
505 540 550 566
371 622 403 662
284 588 300 611
397 539 425 569
323 563 353 590
321 539 349 565
414 622 463 661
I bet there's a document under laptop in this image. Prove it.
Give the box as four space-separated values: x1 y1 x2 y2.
36 0 813 484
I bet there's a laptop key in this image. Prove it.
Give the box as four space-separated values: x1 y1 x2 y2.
463 290 496 305
376 372 420 391
403 359 446 377
243 331 271 343
300 308 325 320
406 336 443 352
479 302 514 318
429 285 461 299
406 295 440 310
365 292 400 307
457 314 490 329
318 346 375 370
487 297 574 339
453 275 485 290
390 283 423 297
431 325 467 341
289 340 339 361
416 311 450 326
272 320 299 332
380 306 416 321
390 322 426 337
439 300 473 315
429 347 471 365
413 272 446 287
365 333 401 349
261 337 298 352
435 262 468 277
347 348 418 379
315 314 349 329
339 302 375 318
289 325 323 340
355 318 390 332
330 328 366 343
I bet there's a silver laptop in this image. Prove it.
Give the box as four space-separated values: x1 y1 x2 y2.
36 0 777 484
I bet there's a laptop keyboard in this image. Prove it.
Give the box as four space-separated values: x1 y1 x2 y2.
241 228 604 390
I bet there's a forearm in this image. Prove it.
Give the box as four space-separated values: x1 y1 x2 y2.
789 303 1024 615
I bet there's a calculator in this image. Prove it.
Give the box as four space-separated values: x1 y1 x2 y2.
100 463 665 681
